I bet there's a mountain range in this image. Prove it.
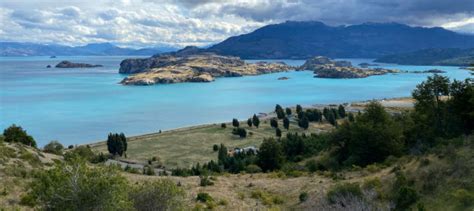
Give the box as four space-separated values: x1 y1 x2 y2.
375 48 474 66
0 42 177 56
207 21 474 59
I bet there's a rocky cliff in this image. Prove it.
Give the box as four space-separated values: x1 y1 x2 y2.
120 53 292 85
298 56 399 78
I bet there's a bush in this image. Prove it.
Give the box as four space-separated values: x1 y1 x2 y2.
394 186 418 210
327 183 363 204
305 159 319 172
199 175 214 186
196 192 214 203
232 118 239 127
3 124 36 147
221 123 226 128
299 192 309 202
451 189 474 207
27 157 132 210
213 144 219 151
232 128 247 138
245 164 262 173
130 180 185 211
143 165 155 175
43 140 64 155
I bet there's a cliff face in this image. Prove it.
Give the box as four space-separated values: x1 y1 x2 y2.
120 53 292 85
299 56 399 78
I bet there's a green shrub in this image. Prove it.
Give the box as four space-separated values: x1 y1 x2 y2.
305 159 319 172
299 192 308 202
43 141 64 155
394 186 419 210
452 189 474 207
199 175 214 186
196 192 213 203
26 157 132 210
327 183 363 204
143 165 155 175
251 189 284 205
213 144 219 151
245 164 262 173
3 124 36 147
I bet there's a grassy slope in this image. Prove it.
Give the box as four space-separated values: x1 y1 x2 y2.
91 117 333 168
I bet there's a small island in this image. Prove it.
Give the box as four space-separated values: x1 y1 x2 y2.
298 56 399 78
120 49 292 85
55 61 103 68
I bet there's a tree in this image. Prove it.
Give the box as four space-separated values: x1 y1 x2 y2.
232 128 247 138
331 102 404 167
275 104 285 119
323 107 330 120
348 113 355 122
276 128 282 138
107 133 127 156
130 180 185 211
338 105 346 118
328 112 337 126
218 144 228 164
213 144 219 151
232 118 240 127
298 116 309 129
283 117 290 130
252 114 260 128
221 123 226 128
27 157 132 210
285 107 292 116
296 104 303 114
3 124 36 147
43 141 64 155
247 118 253 127
270 118 279 128
257 138 284 172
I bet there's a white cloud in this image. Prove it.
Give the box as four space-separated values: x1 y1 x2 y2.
0 0 472 48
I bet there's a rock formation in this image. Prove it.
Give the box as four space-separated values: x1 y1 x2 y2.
55 61 103 68
120 53 292 85
298 56 399 78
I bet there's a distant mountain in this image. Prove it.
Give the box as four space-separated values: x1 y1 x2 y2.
208 21 474 59
375 48 474 66
0 42 177 56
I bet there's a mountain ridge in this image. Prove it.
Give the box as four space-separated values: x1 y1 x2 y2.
0 42 177 56
207 21 474 59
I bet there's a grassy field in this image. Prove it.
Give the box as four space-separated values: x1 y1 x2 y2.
91 116 334 168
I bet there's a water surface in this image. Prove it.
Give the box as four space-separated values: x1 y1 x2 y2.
0 56 471 146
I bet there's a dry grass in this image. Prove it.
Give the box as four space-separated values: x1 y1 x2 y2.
91 118 333 168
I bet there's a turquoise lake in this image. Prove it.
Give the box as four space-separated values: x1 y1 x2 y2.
0 56 471 146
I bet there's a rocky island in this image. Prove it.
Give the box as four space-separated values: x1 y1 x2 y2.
298 56 399 78
119 48 292 85
55 61 103 68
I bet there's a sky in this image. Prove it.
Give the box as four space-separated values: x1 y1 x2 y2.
1 0 473 48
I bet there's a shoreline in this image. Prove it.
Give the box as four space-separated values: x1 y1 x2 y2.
87 96 414 148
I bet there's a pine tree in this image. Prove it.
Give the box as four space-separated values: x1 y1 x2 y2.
247 118 253 127
252 114 260 128
296 104 303 114
276 128 282 138
348 113 355 122
283 117 290 130
328 112 337 126
275 104 285 119
298 116 309 129
270 118 278 128
232 118 239 127
338 105 346 118
218 144 228 164
285 108 292 116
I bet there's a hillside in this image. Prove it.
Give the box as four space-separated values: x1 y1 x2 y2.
208 21 474 59
375 48 474 66
0 42 177 56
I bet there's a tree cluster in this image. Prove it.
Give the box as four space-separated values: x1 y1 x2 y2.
107 133 127 156
3 124 36 147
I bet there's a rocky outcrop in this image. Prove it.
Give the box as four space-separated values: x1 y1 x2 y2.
120 53 292 85
411 69 446 74
299 56 399 78
55 61 103 68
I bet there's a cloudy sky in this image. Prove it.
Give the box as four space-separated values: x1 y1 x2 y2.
1 0 473 48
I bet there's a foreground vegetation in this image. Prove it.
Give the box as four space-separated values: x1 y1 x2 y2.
0 74 472 210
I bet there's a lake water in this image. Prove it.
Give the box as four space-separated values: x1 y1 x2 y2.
0 56 471 146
